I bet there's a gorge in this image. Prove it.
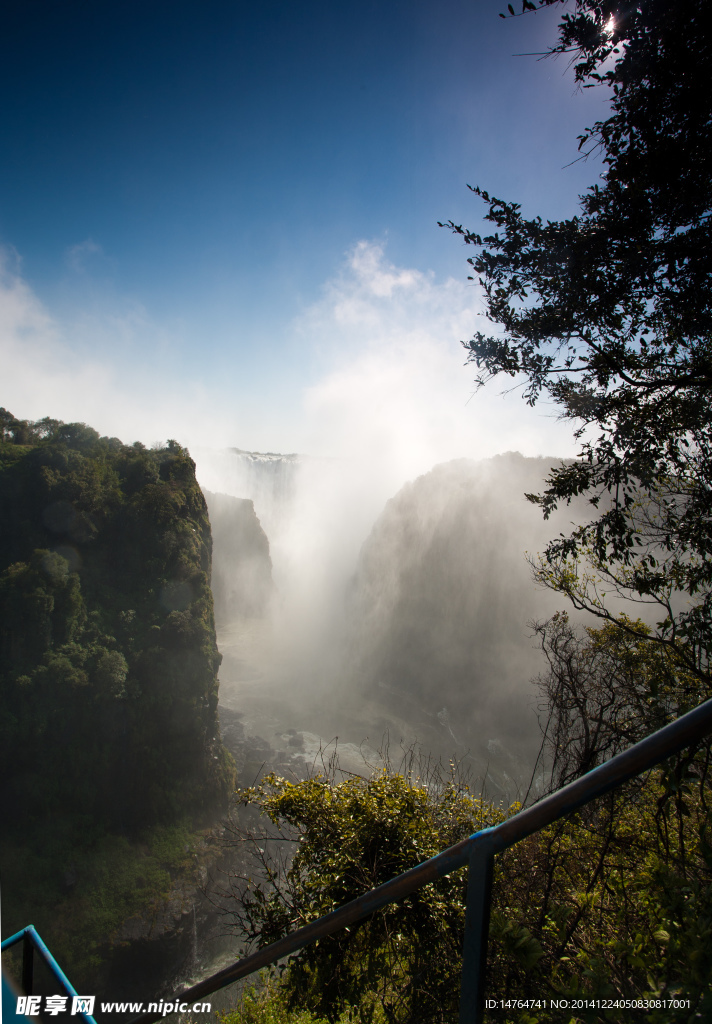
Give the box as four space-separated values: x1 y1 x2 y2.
200 446 592 802
1 413 591 1010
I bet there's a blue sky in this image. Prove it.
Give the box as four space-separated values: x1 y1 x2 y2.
1 0 611 476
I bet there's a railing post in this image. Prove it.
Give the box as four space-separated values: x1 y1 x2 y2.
22 929 34 995
458 842 494 1024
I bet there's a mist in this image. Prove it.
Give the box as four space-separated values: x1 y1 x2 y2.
196 445 594 800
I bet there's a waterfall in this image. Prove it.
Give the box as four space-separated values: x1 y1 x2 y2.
189 904 198 975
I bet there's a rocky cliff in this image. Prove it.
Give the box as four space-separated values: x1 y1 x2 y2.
203 490 274 624
0 410 236 993
342 454 589 768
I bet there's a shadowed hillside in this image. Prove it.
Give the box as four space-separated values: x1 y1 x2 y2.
0 409 235 993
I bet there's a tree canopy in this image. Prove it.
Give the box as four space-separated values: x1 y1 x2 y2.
0 411 235 833
441 0 712 680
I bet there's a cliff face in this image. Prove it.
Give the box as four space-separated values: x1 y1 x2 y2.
0 414 234 835
203 490 274 624
343 454 588 761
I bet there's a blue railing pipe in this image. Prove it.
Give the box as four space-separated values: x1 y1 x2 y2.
1 926 98 1024
459 839 496 1024
122 694 712 1024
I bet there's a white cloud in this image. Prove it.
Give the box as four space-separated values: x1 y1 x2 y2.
0 255 110 418
348 239 421 298
0 254 234 446
294 240 578 479
0 241 579 475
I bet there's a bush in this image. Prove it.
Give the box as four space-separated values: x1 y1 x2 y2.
217 752 505 1024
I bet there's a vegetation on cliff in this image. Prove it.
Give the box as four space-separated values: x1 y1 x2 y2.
0 408 234 984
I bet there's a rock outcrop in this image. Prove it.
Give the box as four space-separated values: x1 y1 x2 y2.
204 490 274 624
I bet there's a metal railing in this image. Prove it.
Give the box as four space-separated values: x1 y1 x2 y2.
1 925 98 1024
6 703 707 1023
124 695 712 1024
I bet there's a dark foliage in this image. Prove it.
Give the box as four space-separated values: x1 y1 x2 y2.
441 0 712 676
218 753 502 1024
0 411 234 836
